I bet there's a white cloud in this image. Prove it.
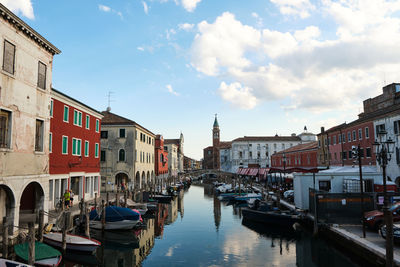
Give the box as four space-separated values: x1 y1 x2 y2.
181 0 201 12
270 0 316 18
178 23 194 31
137 46 145 51
189 5 400 115
0 0 34 19
166 29 176 40
142 1 149 14
218 82 258 109
98 4 123 19
98 4 111 12
166 84 180 96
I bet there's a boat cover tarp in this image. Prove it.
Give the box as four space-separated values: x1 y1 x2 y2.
15 241 61 261
89 206 140 222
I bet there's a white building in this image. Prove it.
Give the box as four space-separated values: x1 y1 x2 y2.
0 3 60 232
229 132 316 173
164 143 178 177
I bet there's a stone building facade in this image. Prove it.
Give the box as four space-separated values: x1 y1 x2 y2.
0 3 60 233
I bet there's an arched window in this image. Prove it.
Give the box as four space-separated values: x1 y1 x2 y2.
119 149 125 162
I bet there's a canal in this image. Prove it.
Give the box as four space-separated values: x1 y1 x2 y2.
66 185 362 266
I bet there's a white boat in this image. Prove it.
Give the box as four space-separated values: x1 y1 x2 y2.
0 258 33 267
43 232 101 253
89 219 139 230
35 256 62 267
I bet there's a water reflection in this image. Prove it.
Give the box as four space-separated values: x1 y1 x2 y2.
166 197 178 225
213 195 221 232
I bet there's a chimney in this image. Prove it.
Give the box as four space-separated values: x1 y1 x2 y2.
321 127 325 133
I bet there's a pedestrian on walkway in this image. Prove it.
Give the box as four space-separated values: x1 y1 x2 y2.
63 189 70 209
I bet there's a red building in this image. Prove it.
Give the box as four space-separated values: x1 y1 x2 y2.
49 88 103 208
155 135 168 183
271 141 318 172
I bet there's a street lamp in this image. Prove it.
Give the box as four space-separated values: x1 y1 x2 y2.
373 129 395 267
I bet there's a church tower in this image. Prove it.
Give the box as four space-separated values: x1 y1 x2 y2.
212 114 220 169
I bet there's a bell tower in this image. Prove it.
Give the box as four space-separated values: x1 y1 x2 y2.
212 114 220 169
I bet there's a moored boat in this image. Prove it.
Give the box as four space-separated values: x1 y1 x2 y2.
14 241 62 267
89 206 141 230
43 232 101 253
241 208 301 227
0 258 33 267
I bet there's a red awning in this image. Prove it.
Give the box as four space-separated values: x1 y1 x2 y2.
258 168 269 176
243 168 251 175
248 168 259 176
236 168 243 174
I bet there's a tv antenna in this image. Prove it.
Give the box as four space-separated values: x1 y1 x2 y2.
106 91 115 111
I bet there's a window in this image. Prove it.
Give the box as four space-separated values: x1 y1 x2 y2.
348 151 352 159
249 151 252 159
334 152 337 160
95 143 99 158
62 136 68 154
49 133 52 153
85 115 90 129
95 119 99 132
339 134 342 144
394 120 400 135
63 106 69 122
50 100 53 117
37 61 46 89
94 177 99 192
358 129 362 140
35 119 44 152
49 180 53 201
328 137 331 145
119 149 125 161
73 110 82 126
318 140 321 147
239 151 243 158
0 109 11 148
348 132 351 142
359 148 364 158
100 131 108 139
85 177 90 194
135 130 137 140
319 180 331 192
365 127 369 139
352 130 356 141
135 150 137 162
396 148 400 165
366 147 371 158
72 138 82 156
101 150 106 162
3 40 15 74
376 124 385 135
343 151 347 160
84 141 89 157
342 133 345 143
333 136 336 145
119 128 126 138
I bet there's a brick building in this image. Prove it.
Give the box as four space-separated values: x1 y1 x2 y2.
155 134 168 185
271 141 318 171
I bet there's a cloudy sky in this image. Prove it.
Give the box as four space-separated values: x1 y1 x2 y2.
3 0 400 160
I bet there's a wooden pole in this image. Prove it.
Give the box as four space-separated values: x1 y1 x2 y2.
2 217 8 259
116 192 119 207
79 198 84 218
38 210 44 242
62 212 68 253
124 191 127 208
28 222 35 265
85 203 90 238
106 192 109 207
95 192 98 209
101 200 106 232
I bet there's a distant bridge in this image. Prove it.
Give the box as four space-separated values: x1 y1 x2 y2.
184 169 237 179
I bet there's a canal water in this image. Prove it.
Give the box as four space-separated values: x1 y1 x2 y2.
65 185 361 266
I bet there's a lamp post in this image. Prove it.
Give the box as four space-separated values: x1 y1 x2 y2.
373 130 395 267
352 145 366 238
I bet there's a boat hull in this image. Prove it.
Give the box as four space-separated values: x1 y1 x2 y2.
89 219 139 230
43 233 100 253
242 208 300 227
0 258 33 267
35 256 62 267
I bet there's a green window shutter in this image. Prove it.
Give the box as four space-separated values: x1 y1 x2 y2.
64 107 68 121
50 101 53 117
72 139 77 155
79 112 82 126
78 139 81 155
74 110 77 125
96 120 99 132
62 137 68 154
95 143 99 157
86 115 90 129
85 141 89 156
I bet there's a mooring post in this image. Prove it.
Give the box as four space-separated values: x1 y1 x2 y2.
116 191 119 207
85 203 90 238
101 200 106 232
80 198 84 218
62 212 68 253
95 192 98 210
38 210 44 242
2 217 8 259
28 222 35 265
124 191 127 208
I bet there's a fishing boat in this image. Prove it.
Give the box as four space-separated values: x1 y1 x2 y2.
233 193 262 202
0 258 33 267
151 195 172 203
43 232 101 253
14 241 62 267
241 205 302 227
89 206 141 230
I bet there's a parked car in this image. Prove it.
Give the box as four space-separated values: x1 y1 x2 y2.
380 223 400 243
364 202 400 230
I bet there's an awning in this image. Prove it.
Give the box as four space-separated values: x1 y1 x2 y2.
258 168 269 176
269 167 319 173
248 168 259 176
236 168 243 174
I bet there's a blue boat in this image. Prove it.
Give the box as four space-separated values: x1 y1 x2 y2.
89 206 141 230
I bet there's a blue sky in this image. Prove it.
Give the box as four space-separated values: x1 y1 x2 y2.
4 0 400 160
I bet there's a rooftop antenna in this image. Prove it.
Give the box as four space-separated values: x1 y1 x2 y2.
106 91 114 112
